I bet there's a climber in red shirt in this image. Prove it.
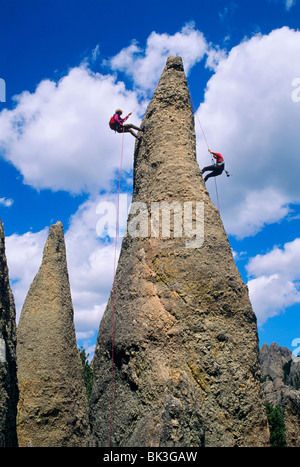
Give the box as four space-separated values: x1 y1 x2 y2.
109 109 144 139
202 149 225 182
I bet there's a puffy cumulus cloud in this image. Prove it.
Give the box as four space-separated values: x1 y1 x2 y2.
0 65 139 194
221 188 290 239
5 229 48 319
64 194 127 333
197 27 300 238
247 237 300 278
246 238 300 325
248 274 299 325
109 22 209 90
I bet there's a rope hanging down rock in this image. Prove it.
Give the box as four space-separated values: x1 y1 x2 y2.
109 83 158 447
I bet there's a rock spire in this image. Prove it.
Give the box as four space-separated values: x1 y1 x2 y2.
0 219 18 447
260 343 300 447
89 56 269 447
16 221 90 447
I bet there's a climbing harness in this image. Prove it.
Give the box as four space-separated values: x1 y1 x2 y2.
108 82 158 447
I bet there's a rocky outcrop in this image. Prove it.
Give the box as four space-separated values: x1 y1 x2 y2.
260 342 300 447
0 219 18 447
89 56 269 447
16 222 90 447
260 342 294 405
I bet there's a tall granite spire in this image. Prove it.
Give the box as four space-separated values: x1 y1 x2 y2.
17 222 90 447
0 219 18 447
89 56 269 447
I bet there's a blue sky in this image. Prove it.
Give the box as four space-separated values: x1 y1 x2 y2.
1 0 300 358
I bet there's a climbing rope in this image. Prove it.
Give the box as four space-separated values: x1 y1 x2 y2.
189 93 221 214
108 83 158 447
130 81 159 115
109 126 124 447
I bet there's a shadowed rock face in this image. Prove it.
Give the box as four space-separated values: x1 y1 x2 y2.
16 222 90 447
89 56 269 447
0 219 18 447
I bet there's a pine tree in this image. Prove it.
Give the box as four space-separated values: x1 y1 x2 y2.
265 402 287 447
79 346 93 401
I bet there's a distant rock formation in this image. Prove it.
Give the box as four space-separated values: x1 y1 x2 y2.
0 219 18 447
260 342 300 447
16 222 90 447
89 56 269 447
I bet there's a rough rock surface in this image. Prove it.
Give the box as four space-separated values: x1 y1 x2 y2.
260 342 300 446
89 56 269 447
16 222 90 447
0 219 18 447
260 342 294 405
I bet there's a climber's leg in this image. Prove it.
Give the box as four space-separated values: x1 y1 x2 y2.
123 124 143 139
124 123 143 132
202 164 215 174
203 165 224 182
204 171 215 182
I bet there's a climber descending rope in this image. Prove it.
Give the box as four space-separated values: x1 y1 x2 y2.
202 149 225 182
109 109 144 139
109 81 158 140
189 92 231 214
109 125 124 448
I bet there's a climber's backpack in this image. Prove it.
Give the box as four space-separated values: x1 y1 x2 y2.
109 116 117 130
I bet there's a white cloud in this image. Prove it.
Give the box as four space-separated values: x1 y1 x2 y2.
64 195 123 332
5 194 126 342
268 0 297 10
109 22 209 90
283 0 297 10
5 229 48 319
221 188 290 239
247 237 300 277
246 238 300 325
0 65 140 194
0 197 14 207
197 27 300 238
91 44 100 63
248 274 299 325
